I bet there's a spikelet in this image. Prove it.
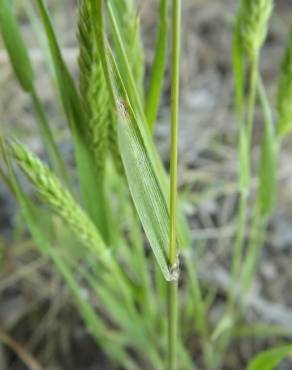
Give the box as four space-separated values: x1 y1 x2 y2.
277 29 292 136
10 140 106 255
78 0 110 175
236 0 273 58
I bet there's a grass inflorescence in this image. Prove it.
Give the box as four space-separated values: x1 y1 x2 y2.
236 0 273 58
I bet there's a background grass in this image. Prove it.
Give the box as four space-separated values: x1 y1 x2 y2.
1 1 292 370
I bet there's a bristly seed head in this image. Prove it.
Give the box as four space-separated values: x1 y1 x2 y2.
77 0 111 175
236 0 273 58
10 140 106 255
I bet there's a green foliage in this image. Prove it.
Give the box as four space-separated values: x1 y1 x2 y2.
34 0 110 238
277 28 292 136
259 114 277 217
146 0 169 130
110 0 145 96
246 345 292 370
117 105 174 280
0 0 34 91
0 0 68 184
0 1 290 369
239 124 250 192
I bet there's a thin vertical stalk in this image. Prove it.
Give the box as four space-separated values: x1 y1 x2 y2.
168 0 181 369
168 282 178 369
229 54 259 311
247 56 259 145
228 189 248 309
169 0 180 266
240 76 274 305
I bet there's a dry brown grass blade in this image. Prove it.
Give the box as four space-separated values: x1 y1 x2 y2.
0 329 45 370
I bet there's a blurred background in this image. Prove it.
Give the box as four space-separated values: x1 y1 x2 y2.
1 1 292 369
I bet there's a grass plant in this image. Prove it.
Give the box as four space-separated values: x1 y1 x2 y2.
0 0 292 369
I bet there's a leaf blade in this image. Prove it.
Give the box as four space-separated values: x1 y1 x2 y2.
247 345 292 370
35 0 107 235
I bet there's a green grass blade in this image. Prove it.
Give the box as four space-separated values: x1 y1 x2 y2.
239 124 250 192
89 0 173 280
145 0 169 131
107 0 191 250
276 27 292 137
109 0 145 97
0 140 135 370
246 345 292 370
2 132 140 370
235 325 292 339
0 165 13 194
232 23 244 120
34 0 107 236
108 0 191 249
0 134 15 194
258 80 277 217
109 54 177 280
117 104 173 280
82 269 159 361
0 0 68 184
107 1 145 122
0 0 34 92
89 0 191 279
211 314 233 342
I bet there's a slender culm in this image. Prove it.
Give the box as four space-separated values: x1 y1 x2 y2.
168 0 181 369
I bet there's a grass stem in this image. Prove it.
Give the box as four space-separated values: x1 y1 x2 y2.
168 281 178 370
168 0 181 369
247 55 259 145
229 54 259 311
169 1 180 266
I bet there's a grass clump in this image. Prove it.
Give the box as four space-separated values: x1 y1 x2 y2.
1 0 292 369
